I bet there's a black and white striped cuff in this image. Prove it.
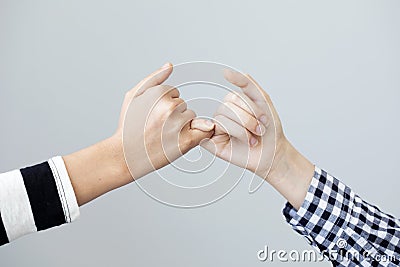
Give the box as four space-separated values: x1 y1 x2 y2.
0 156 79 246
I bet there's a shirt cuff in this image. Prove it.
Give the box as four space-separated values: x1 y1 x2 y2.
0 156 79 245
282 166 355 253
48 156 80 223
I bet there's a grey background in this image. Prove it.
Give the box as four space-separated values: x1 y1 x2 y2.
1 0 399 266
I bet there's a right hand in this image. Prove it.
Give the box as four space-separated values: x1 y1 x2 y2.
202 69 314 209
121 63 215 180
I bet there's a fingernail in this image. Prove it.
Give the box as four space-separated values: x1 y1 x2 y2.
162 62 170 68
250 137 258 147
259 115 268 125
256 125 265 135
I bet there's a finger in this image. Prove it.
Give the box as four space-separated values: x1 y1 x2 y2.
200 131 231 156
223 91 267 125
134 62 173 97
171 98 187 113
186 125 214 150
180 109 196 124
224 69 267 103
145 85 180 100
190 118 215 132
179 115 214 152
164 100 188 125
166 86 180 98
215 102 266 136
213 115 258 147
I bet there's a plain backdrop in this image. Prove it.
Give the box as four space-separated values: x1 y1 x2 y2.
1 1 399 266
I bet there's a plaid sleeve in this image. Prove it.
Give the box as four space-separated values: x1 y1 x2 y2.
283 167 400 266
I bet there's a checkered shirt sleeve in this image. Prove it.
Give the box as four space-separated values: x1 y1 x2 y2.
283 167 400 266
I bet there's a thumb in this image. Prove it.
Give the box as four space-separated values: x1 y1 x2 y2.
134 62 173 96
181 119 215 151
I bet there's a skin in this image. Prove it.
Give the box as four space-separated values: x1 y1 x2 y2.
63 63 314 210
63 63 214 205
202 69 314 210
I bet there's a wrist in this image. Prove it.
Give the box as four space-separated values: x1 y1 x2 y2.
259 139 314 210
63 133 133 205
104 132 133 185
255 137 291 183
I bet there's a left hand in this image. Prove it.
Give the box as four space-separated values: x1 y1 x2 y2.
201 69 287 183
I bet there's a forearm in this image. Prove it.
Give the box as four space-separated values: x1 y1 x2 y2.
63 134 132 206
264 140 314 210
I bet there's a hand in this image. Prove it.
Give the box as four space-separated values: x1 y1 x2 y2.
64 63 214 205
202 69 314 209
121 63 215 180
202 69 285 182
